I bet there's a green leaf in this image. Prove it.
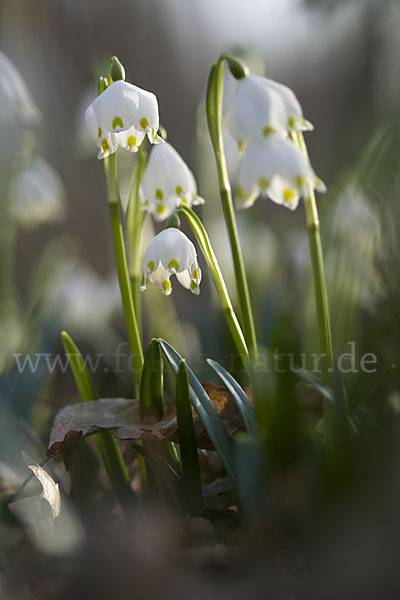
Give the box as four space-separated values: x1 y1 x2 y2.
234 433 266 514
60 330 136 513
140 339 163 421
349 364 396 413
159 339 240 492
61 331 96 401
176 360 202 515
331 365 350 450
291 366 334 404
207 359 255 436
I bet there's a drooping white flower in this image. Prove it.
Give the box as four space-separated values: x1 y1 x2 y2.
140 228 201 295
236 135 326 210
229 75 312 145
10 156 65 227
85 80 163 159
141 142 205 221
0 51 40 127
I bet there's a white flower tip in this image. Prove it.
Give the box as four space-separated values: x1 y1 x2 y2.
315 177 327 193
169 267 177 274
150 132 165 145
302 119 314 131
190 281 200 295
192 195 205 206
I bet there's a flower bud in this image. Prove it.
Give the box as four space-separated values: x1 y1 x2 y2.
166 212 181 229
220 53 249 80
109 56 126 82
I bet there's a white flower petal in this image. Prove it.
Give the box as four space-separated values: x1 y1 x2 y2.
134 88 160 139
237 135 324 210
84 104 117 159
229 75 311 144
0 51 40 126
141 142 204 219
85 80 161 158
10 156 65 227
141 229 200 295
92 80 140 133
147 264 173 295
176 269 191 289
266 79 311 132
115 126 145 152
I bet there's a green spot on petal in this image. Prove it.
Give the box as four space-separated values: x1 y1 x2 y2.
101 139 109 153
140 117 149 129
156 204 165 215
190 281 199 292
147 260 155 271
127 135 137 148
258 177 269 189
155 189 164 201
162 280 171 293
262 126 275 137
192 268 199 281
283 188 296 202
112 116 124 130
295 175 304 188
238 140 246 152
168 259 179 271
176 185 183 196
236 186 244 200
97 127 102 138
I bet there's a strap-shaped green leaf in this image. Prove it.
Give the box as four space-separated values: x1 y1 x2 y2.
349 364 396 413
140 338 163 421
159 339 240 492
291 366 334 404
176 360 202 515
207 359 255 436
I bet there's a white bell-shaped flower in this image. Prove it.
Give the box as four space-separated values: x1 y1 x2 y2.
140 228 201 295
236 135 326 210
85 80 162 159
229 75 312 145
10 156 65 227
141 142 205 221
0 51 40 127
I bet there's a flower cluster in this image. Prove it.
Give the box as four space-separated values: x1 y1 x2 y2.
226 73 325 210
85 64 205 297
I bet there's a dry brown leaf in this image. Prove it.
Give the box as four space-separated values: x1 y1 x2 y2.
47 391 245 458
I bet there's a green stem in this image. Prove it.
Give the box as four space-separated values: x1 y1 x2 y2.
206 59 258 359
178 205 249 370
294 131 334 447
104 153 144 396
127 146 147 327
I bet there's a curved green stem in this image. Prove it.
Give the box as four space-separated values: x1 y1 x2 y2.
206 58 258 359
104 152 144 396
292 131 334 447
178 205 248 370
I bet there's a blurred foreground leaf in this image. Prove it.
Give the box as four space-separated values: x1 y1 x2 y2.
9 458 84 555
